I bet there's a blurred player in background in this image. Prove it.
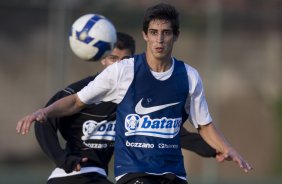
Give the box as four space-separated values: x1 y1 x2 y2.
34 32 135 184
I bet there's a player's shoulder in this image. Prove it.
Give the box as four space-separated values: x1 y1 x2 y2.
184 63 199 76
111 56 135 72
115 53 146 69
118 56 135 66
65 75 96 94
99 57 134 84
173 57 200 77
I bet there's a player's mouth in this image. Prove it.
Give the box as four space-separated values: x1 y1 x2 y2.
155 47 164 53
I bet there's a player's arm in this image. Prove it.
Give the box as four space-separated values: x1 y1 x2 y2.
16 93 85 135
34 90 80 173
16 62 118 135
35 77 95 173
180 127 216 157
198 122 253 172
34 117 71 170
187 67 252 172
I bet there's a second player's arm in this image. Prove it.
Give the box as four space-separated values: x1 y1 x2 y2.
180 127 216 157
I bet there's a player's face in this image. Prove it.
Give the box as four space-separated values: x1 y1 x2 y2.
101 48 132 67
143 19 178 61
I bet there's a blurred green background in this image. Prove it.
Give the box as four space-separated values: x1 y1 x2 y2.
1 0 282 183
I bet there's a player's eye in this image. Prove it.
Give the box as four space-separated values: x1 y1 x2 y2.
148 30 158 36
163 30 172 36
107 55 119 62
121 56 129 60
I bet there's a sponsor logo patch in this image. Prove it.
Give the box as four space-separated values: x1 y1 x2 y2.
82 120 115 141
124 114 182 138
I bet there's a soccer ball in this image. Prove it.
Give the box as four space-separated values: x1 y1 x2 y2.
69 14 117 61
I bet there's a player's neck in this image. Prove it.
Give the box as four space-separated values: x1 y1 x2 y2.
145 52 172 72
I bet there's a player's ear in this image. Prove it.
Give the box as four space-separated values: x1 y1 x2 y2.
142 31 148 41
100 58 106 67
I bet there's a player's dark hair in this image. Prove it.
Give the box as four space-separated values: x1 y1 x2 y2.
142 3 179 36
115 32 136 55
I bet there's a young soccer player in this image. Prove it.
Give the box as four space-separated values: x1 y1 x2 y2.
18 31 217 184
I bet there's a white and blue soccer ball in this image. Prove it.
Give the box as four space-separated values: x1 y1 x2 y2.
69 14 117 61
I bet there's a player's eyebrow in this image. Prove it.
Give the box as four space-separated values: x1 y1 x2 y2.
121 56 131 60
